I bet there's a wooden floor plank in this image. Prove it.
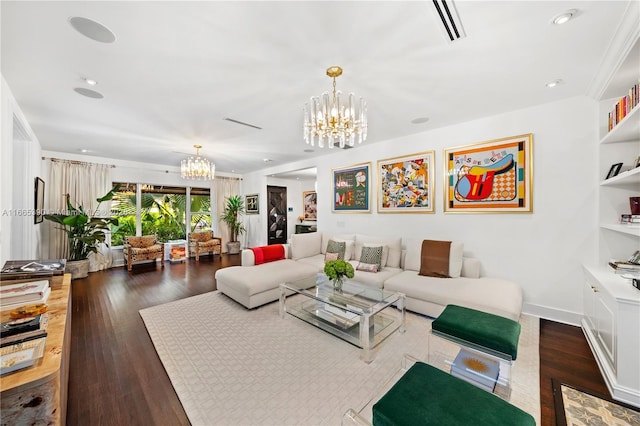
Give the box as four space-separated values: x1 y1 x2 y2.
65 254 607 425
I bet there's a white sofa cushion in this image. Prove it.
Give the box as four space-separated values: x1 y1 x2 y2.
383 271 522 321
290 232 322 260
404 239 464 278
354 235 402 268
349 262 403 289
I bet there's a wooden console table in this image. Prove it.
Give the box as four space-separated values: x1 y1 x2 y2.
0 273 72 425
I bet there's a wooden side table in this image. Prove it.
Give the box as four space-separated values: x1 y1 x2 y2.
0 274 71 425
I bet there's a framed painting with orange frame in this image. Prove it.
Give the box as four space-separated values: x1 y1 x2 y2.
444 134 533 213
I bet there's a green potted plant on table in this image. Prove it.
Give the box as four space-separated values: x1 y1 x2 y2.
45 185 120 279
220 195 246 254
324 259 355 292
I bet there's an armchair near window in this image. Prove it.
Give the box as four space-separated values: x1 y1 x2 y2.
123 235 165 271
189 231 222 261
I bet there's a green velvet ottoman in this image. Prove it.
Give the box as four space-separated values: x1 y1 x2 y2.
372 362 535 426
431 304 521 361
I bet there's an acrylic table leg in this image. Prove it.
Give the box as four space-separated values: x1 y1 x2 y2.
398 293 406 334
279 284 286 319
360 312 372 363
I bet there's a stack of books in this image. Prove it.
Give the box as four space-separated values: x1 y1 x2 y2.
620 214 640 225
1 259 65 283
608 82 639 131
1 314 48 374
450 348 500 393
0 280 51 312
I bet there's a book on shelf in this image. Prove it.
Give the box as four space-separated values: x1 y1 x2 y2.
0 287 51 312
0 314 43 338
450 348 500 393
1 259 66 281
0 313 48 348
0 335 47 375
608 82 639 131
608 260 640 271
0 280 49 306
620 214 640 223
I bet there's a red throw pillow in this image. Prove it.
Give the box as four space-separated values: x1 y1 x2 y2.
249 245 286 265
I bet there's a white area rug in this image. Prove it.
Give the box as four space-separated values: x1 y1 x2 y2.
140 291 540 426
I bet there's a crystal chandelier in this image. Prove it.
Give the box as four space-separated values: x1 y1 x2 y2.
180 144 215 180
303 66 367 149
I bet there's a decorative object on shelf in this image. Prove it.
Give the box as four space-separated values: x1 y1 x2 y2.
630 197 640 215
377 151 435 213
332 162 371 213
220 195 245 254
180 144 215 180
303 66 367 149
34 177 44 224
634 156 640 169
444 134 533 213
297 215 304 223
605 163 623 179
302 191 317 221
44 185 120 279
324 259 354 292
245 194 259 214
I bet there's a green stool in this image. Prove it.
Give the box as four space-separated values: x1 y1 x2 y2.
432 304 521 361
372 362 535 426
429 305 521 399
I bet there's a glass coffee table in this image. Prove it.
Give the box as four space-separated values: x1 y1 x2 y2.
279 275 406 363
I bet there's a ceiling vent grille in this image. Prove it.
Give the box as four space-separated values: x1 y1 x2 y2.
432 0 466 42
223 117 262 130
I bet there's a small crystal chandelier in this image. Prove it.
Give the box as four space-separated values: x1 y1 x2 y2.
303 66 367 149
180 144 215 180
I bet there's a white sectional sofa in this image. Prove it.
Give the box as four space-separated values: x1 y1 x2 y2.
214 231 523 321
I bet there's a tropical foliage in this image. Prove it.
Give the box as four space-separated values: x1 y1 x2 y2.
45 185 121 261
220 195 245 243
110 189 211 246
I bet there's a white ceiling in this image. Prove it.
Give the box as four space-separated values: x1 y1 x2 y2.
0 1 632 175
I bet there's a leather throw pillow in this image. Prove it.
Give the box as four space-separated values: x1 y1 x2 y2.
419 240 452 278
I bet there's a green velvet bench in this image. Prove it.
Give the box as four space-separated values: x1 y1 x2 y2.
429 305 521 398
371 362 535 426
432 304 521 361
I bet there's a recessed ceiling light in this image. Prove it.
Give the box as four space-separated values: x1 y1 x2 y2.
551 9 577 25
69 17 116 43
411 117 430 124
73 87 104 98
79 149 90 153
304 149 314 153
83 77 97 86
545 79 564 88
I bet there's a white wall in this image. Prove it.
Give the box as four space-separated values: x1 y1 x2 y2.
1 76 43 265
244 96 599 324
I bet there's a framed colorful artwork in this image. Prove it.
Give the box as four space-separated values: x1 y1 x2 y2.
332 162 371 213
444 134 533 213
377 151 435 213
245 194 259 214
302 191 317 221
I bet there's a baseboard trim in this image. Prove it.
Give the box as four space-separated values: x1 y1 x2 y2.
522 303 582 326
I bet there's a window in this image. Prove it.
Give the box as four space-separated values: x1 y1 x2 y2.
110 182 211 245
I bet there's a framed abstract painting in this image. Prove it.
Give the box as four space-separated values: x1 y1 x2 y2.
332 162 371 213
444 134 533 213
377 151 435 213
302 191 317 221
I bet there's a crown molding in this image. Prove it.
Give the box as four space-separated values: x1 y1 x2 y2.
586 0 640 100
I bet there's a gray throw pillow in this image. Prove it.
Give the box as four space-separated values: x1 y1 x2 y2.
326 240 346 260
360 246 383 270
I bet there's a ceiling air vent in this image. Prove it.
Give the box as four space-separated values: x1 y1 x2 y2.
223 117 262 130
432 0 466 42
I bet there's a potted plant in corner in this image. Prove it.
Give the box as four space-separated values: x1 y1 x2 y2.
220 195 245 254
45 185 120 279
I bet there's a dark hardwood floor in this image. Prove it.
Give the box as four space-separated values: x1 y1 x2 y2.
66 255 609 425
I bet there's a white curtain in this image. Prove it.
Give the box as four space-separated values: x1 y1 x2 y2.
213 177 240 253
45 160 112 271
